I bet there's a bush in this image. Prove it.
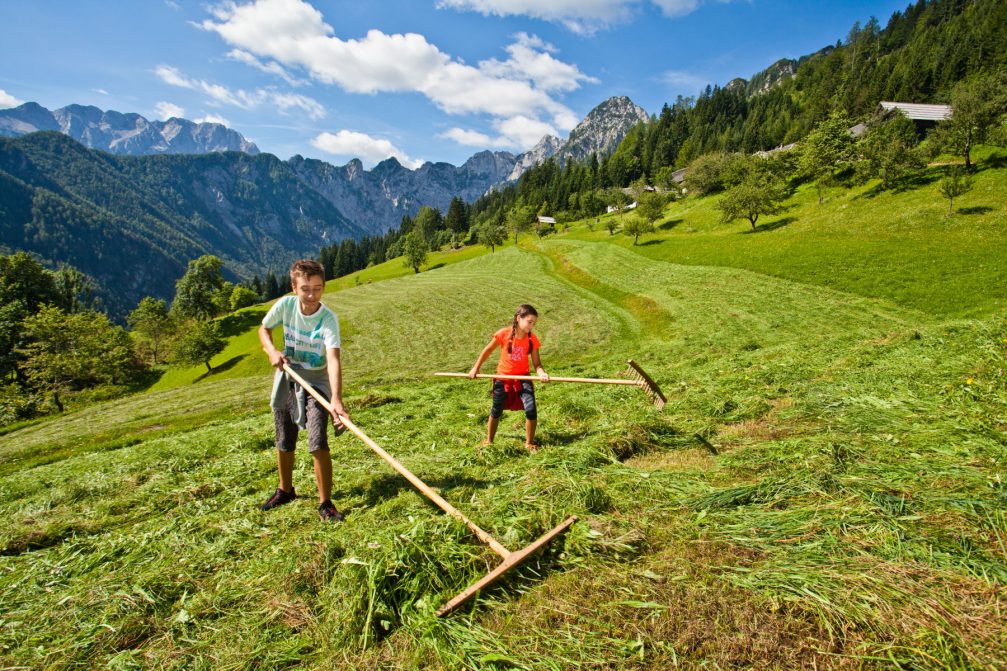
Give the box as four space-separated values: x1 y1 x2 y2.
0 383 41 426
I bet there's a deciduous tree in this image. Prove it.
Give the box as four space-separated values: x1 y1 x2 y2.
172 255 227 321
169 320 225 374
716 174 788 231
402 229 429 273
128 297 175 365
937 166 973 214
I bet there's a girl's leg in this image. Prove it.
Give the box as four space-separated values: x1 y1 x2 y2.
486 380 506 444
520 381 538 448
486 415 500 443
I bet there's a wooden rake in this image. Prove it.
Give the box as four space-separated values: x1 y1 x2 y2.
281 364 578 617
435 359 667 410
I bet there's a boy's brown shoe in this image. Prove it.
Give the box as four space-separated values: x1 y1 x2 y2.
260 487 296 511
318 500 345 522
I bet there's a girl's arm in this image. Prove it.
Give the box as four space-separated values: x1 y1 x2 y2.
468 339 500 378
531 348 549 382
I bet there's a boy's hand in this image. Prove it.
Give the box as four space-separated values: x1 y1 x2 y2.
267 349 288 369
467 366 480 379
537 368 550 383
330 400 350 424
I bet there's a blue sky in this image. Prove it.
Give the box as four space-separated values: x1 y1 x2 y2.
1 0 910 168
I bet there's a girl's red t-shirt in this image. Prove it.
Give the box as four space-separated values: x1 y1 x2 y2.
494 327 541 375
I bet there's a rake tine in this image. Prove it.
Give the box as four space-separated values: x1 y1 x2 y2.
626 359 667 410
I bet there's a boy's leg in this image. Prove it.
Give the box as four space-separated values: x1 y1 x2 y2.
277 450 296 492
305 397 332 503
274 403 299 492
261 403 298 510
312 451 333 503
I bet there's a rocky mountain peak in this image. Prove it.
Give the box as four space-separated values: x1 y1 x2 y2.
0 102 259 156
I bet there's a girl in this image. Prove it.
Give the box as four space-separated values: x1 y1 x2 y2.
468 304 549 450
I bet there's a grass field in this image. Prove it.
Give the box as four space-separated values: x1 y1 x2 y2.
1 158 1006 670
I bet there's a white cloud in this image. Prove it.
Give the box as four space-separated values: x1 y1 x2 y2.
438 0 709 33
659 69 709 92
0 89 24 109
198 0 592 150
155 64 326 119
195 113 231 126
494 115 559 147
440 114 560 150
479 33 598 93
650 0 702 17
154 101 186 120
437 0 633 34
226 49 307 86
439 127 499 147
270 91 326 118
311 130 424 169
93 88 110 96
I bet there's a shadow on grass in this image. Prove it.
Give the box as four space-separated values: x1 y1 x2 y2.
218 309 266 338
345 471 505 509
426 263 446 271
744 216 797 234
193 354 247 382
858 170 942 199
958 205 993 215
658 218 684 231
637 239 664 246
978 154 1007 170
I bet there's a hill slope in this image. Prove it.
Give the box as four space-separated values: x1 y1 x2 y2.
1 199 1004 669
0 132 364 317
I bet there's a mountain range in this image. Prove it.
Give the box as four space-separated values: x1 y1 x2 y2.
0 97 648 234
0 103 260 156
0 96 649 317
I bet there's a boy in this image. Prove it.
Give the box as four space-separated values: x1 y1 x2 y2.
258 259 349 521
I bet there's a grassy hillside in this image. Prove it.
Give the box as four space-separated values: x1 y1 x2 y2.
1 164 1006 669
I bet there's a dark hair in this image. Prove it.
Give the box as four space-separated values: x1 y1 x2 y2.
507 304 538 354
289 259 325 286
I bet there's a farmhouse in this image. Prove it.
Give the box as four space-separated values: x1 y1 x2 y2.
878 101 952 135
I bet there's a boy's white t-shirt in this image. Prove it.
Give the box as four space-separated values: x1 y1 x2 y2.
262 295 341 370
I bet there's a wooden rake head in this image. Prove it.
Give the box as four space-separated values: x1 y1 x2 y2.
280 363 578 619
626 359 667 410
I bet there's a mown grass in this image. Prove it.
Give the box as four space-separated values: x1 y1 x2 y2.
564 147 1007 318
2 165 1007 669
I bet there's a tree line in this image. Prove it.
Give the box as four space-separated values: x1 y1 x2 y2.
465 0 1006 222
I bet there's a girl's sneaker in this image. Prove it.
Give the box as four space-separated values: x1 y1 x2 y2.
260 487 296 510
318 500 345 522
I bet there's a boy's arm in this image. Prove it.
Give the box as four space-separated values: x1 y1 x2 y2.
468 339 499 378
531 349 549 382
258 325 287 368
326 347 349 420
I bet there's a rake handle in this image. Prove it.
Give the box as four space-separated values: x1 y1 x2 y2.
434 372 640 386
281 364 511 558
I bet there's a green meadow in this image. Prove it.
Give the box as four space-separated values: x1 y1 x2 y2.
1 158 1005 670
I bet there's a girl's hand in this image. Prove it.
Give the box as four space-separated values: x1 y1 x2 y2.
467 367 480 379
537 368 550 383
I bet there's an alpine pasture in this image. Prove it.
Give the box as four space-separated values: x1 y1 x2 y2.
1 159 1006 670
